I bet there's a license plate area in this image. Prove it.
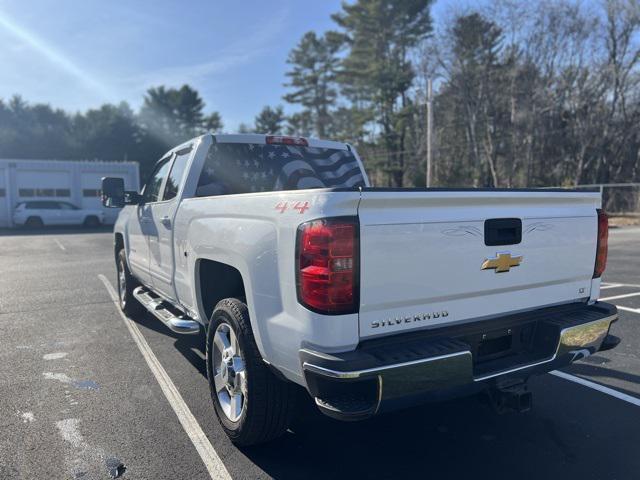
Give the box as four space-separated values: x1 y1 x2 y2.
464 321 540 375
466 319 564 377
477 331 513 360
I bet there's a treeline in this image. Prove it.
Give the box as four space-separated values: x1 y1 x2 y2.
278 0 640 190
1 0 639 191
0 86 222 179
427 0 640 190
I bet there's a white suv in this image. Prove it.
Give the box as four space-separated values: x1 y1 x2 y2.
14 201 104 228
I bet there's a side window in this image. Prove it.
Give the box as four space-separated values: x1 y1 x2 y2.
143 157 172 203
163 147 191 201
195 143 258 196
196 145 229 197
31 201 57 209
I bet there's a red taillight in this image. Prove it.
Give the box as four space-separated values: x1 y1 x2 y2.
594 209 608 278
296 218 359 314
266 135 308 146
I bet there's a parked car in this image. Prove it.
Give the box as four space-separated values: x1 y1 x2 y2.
14 201 104 228
102 133 619 446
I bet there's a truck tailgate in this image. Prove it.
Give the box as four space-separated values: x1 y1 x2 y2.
357 190 600 339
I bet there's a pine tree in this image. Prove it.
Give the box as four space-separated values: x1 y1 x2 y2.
254 105 286 134
332 0 434 186
283 31 341 138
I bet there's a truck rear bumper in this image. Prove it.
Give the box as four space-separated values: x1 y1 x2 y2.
300 302 618 421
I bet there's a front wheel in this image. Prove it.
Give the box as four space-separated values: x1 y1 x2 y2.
25 216 43 228
116 249 144 317
206 298 296 446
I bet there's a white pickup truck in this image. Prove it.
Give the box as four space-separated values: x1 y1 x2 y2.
102 133 619 446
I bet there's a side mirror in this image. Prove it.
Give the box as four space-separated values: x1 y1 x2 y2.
101 177 125 208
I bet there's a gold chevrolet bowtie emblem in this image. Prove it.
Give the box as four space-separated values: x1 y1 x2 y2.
482 253 523 273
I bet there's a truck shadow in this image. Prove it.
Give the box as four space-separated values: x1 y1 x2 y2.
246 395 500 479
238 374 640 479
127 309 208 378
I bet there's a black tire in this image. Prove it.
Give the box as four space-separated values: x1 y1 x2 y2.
25 216 43 228
206 298 295 446
83 215 100 228
116 249 144 317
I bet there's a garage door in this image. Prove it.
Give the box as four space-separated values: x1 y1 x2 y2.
16 170 71 200
0 168 7 227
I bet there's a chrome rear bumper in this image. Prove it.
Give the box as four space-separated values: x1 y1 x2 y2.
301 302 618 420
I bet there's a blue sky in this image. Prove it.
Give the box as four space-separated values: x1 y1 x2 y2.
0 0 457 130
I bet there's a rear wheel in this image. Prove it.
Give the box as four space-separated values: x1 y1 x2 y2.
116 249 144 317
83 215 100 228
206 298 296 446
25 216 43 228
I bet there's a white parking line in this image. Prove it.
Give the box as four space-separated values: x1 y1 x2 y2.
98 274 231 480
551 370 640 407
54 239 66 251
603 282 640 289
616 305 640 314
600 291 640 302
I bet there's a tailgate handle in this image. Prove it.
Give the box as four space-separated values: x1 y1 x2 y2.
484 218 522 246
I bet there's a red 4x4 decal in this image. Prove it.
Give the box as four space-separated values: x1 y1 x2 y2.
274 201 309 214
293 201 309 214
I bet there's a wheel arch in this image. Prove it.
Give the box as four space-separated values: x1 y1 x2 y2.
195 257 271 363
196 258 246 323
114 232 125 261
114 231 134 275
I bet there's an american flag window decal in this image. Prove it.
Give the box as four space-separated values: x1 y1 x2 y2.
195 143 365 197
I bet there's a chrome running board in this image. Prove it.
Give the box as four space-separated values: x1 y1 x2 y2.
133 286 200 335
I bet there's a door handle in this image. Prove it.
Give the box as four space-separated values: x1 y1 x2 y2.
160 216 171 227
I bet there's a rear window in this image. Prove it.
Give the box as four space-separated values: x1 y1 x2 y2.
195 142 365 197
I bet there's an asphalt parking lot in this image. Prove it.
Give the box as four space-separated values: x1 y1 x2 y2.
1 226 639 479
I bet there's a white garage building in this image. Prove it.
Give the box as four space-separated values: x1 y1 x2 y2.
0 159 139 227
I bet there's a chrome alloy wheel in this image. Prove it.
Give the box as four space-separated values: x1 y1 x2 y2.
118 259 127 305
213 322 247 422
